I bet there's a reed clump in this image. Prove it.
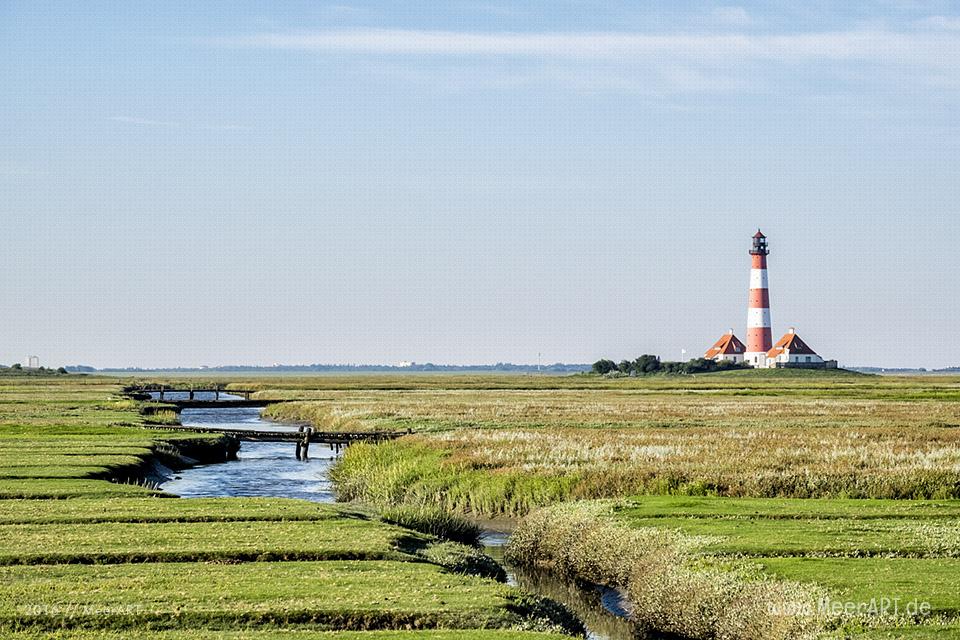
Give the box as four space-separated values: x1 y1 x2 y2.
379 505 483 546
143 410 179 425
506 501 835 640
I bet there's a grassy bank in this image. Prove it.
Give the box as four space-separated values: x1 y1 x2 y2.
506 497 960 639
330 423 960 516
253 372 960 515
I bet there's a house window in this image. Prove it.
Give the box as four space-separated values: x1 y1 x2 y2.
805 356 811 362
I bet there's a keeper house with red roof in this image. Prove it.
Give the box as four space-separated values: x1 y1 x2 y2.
705 329 747 364
766 328 827 367
703 230 837 370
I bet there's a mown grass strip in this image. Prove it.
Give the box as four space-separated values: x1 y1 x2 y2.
838 626 960 639
0 497 346 525
615 496 960 520
8 629 573 639
0 466 130 479
0 479 163 499
622 515 960 558
0 561 531 631
0 518 427 565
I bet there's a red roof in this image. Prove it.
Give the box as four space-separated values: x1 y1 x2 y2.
705 332 746 358
753 229 765 238
767 331 818 358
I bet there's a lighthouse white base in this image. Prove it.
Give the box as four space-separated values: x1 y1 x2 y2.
744 352 772 368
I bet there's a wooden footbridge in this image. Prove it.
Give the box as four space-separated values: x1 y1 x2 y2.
129 385 258 400
152 423 409 459
126 385 408 459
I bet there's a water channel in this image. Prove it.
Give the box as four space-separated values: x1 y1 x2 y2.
159 402 642 640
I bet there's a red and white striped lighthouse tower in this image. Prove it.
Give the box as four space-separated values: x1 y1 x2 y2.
745 230 772 367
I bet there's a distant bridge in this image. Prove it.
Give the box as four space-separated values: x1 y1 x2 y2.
127 385 259 401
127 386 279 409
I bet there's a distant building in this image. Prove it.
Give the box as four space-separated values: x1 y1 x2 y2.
766 328 835 369
704 329 746 364
24 356 39 369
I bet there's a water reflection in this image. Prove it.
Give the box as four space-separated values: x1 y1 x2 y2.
160 407 337 502
177 406 302 433
483 534 640 640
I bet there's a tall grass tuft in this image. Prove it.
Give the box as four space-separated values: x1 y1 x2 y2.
143 410 179 425
379 505 482 546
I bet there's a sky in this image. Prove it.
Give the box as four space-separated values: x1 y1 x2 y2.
1 1 959 369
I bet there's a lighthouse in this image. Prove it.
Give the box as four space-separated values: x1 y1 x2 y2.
703 229 838 370
745 230 772 367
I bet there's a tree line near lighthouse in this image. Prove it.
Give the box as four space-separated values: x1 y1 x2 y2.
591 354 749 376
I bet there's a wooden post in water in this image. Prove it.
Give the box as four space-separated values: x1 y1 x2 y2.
295 426 304 460
301 427 313 460
159 387 164 401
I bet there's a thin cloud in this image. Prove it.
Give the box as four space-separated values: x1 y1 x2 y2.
109 116 245 131
457 3 527 18
917 15 960 30
709 6 754 27
209 28 960 67
202 123 247 131
110 116 180 127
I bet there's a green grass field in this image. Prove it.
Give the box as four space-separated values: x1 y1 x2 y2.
4 372 960 640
